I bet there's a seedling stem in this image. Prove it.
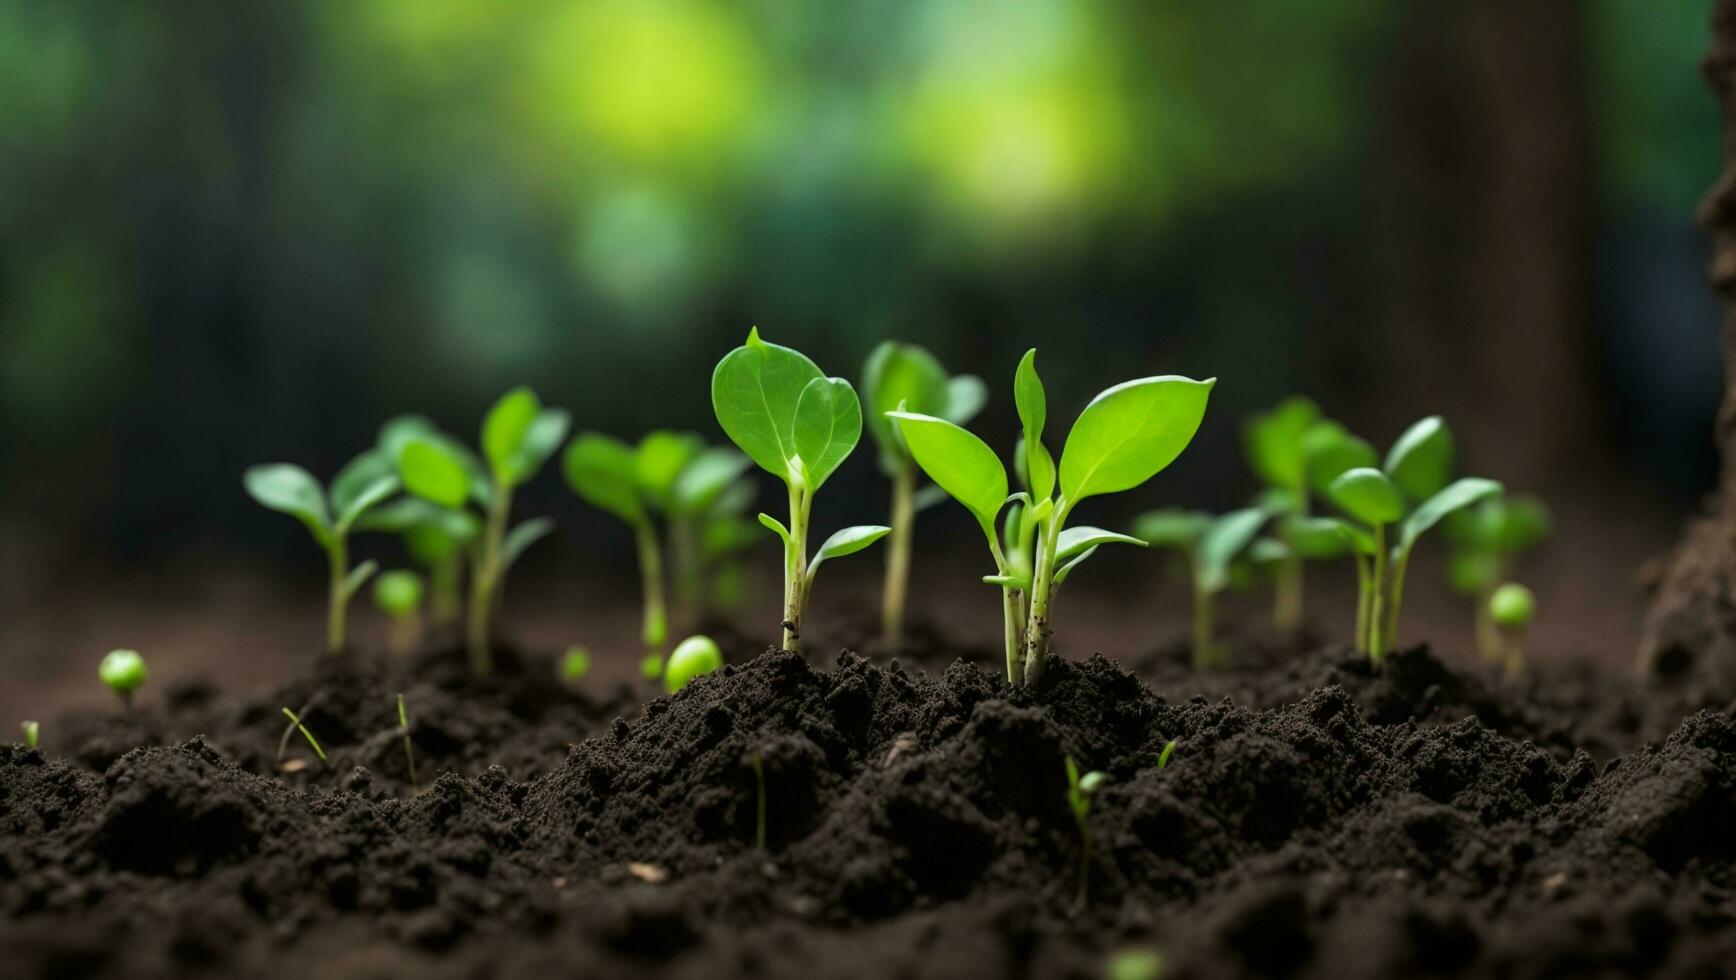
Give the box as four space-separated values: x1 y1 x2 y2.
397 693 418 793
881 462 916 646
281 707 327 766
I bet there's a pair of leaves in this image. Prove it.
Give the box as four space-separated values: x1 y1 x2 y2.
862 341 987 473
1064 756 1108 822
1330 472 1502 558
244 462 399 550
482 387 573 489
1134 507 1268 594
1445 494 1551 555
1326 416 1455 527
712 329 861 492
755 516 890 580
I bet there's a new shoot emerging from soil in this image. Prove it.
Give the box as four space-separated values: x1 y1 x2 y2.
395 389 569 675
1326 417 1501 662
1158 739 1176 769
1444 494 1551 660
1065 757 1109 908
711 329 889 652
396 693 417 792
281 707 327 766
244 460 399 653
1134 508 1270 669
1489 582 1536 676
373 570 424 655
665 634 724 693
560 646 591 688
892 350 1210 685
21 721 38 750
99 649 147 709
862 341 986 647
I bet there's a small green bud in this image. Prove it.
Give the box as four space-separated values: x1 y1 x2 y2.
560 646 592 685
373 570 425 618
21 721 39 750
640 652 665 681
1105 948 1165 980
1489 583 1535 629
664 635 724 693
99 650 148 699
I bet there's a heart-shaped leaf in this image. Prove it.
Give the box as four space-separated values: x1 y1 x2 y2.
1055 526 1146 563
807 525 891 580
1132 508 1211 549
1014 349 1055 501
712 328 828 485
792 376 862 491
1399 477 1502 553
563 432 648 527
245 464 332 545
399 439 473 509
335 475 400 534
1198 508 1268 594
887 409 1007 537
1327 468 1405 526
1384 416 1454 502
1059 376 1215 503
1243 396 1320 490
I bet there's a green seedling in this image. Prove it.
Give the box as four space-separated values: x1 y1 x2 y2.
666 444 758 624
21 721 39 750
891 350 1211 685
396 693 418 793
1157 739 1176 769
640 652 665 682
1134 507 1270 669
395 388 569 675
1489 582 1536 676
748 747 767 850
711 329 891 652
1242 397 1371 633
1065 757 1109 908
1105 949 1165 980
1325 417 1502 661
1444 494 1551 660
373 570 425 655
665 634 724 693
281 707 327 766
99 649 148 709
360 495 479 630
560 646 592 687
244 456 400 653
862 341 987 647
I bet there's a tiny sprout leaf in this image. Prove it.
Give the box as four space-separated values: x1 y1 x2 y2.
510 408 572 487
1055 526 1146 563
1014 350 1056 501
1285 514 1351 559
711 330 828 484
1302 422 1379 496
670 447 753 518
1059 377 1215 503
944 375 988 425
373 570 424 616
1243 396 1320 489
1327 468 1405 526
1132 509 1211 548
757 512 792 545
245 464 332 541
1198 508 1269 594
983 573 1032 590
1079 770 1108 794
808 525 892 580
1157 740 1176 769
99 649 148 695
398 439 473 509
665 634 724 693
1330 518 1377 555
635 430 702 509
335 475 399 534
1052 545 1099 588
1399 477 1503 552
792 376 862 491
1490 582 1536 628
482 386 539 480
1384 416 1455 502
341 560 379 600
330 449 396 516
862 341 950 468
378 414 440 461
887 410 1008 535
564 432 648 527
500 517 555 571
560 647 591 683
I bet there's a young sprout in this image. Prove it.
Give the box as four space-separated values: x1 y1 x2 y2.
99 649 148 709
891 350 1211 685
711 329 891 652
396 693 418 793
560 646 592 688
1065 756 1110 908
1325 417 1502 661
861 341 986 647
1242 398 1371 633
244 456 400 653
1157 739 1176 769
748 747 767 850
360 496 478 630
665 634 724 693
1489 582 1537 676
1105 949 1165 980
640 653 665 682
280 707 327 766
1443 494 1551 660
394 388 569 674
21 721 39 750
373 570 425 655
1134 508 1269 669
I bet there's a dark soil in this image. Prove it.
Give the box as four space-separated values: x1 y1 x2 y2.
4 625 1736 979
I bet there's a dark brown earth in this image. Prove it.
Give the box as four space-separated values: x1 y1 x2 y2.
3 622 1736 980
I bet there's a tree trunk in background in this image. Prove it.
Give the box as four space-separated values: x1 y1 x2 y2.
1641 0 1736 673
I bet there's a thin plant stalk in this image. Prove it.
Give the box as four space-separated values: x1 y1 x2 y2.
634 520 668 658
881 462 916 646
1368 525 1388 662
1351 550 1372 655
985 533 1023 684
781 480 812 652
397 693 418 793
467 486 511 676
1022 501 1069 685
326 535 348 654
1382 550 1411 654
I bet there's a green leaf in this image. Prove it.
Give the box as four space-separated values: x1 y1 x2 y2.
1198 508 1268 593
757 512 791 545
1284 515 1349 559
1242 396 1320 490
807 525 891 578
1497 496 1551 553
792 376 862 490
482 387 539 480
563 432 647 527
711 328 827 484
1399 477 1503 553
508 408 572 487
373 570 424 615
1055 525 1146 563
1384 416 1454 502
671 448 753 518
1132 508 1210 549
398 439 473 509
944 375 988 425
359 497 478 544
886 410 1008 535
501 517 555 571
378 414 440 461
244 464 332 544
341 560 379 600
636 431 703 510
701 516 761 558
1013 349 1054 500
335 475 400 534
861 341 950 469
1329 519 1376 556
1447 549 1501 594
330 449 395 516
1052 545 1100 588
983 572 1032 590
1327 468 1405 526
1302 422 1379 497
1059 376 1216 504
1248 537 1289 565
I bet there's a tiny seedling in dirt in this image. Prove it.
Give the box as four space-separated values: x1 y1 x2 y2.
396 693 418 793
244 458 399 653
359 494 479 630
1134 507 1270 669
1325 417 1501 662
1443 494 1551 660
1105 948 1165 980
21 721 39 750
560 646 592 688
395 388 569 675
747 747 767 850
1243 397 1370 633
665 634 724 693
1065 756 1110 908
1489 582 1536 676
711 329 890 652
1157 739 1176 769
891 349 1211 684
373 570 425 655
281 707 328 767
861 341 986 647
99 649 147 709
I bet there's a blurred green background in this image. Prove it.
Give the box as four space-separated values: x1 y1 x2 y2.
0 0 1723 593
